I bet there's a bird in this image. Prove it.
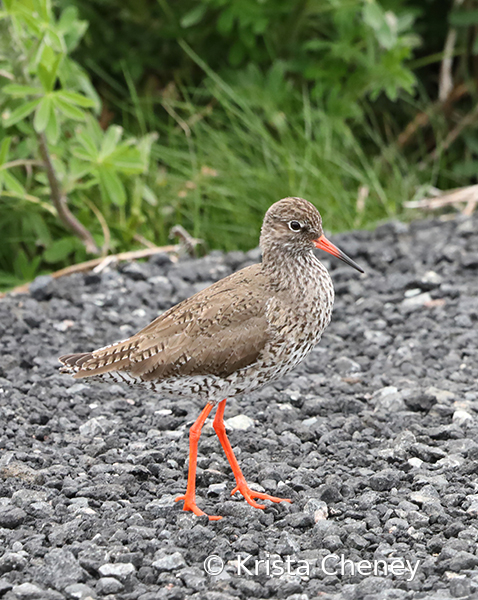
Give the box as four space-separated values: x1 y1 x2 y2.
59 197 363 520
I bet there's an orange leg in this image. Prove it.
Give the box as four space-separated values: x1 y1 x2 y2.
213 399 291 509
175 403 222 521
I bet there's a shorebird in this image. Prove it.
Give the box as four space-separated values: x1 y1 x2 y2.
60 197 363 520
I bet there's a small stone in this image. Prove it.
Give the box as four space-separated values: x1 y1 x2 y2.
12 582 45 599
453 410 473 426
373 386 405 412
40 549 86 591
0 506 26 528
408 457 423 469
410 442 446 463
449 576 471 598
208 482 227 496
335 356 361 375
79 416 116 437
0 552 27 573
64 583 95 600
369 469 400 492
466 497 478 516
98 562 135 579
448 551 478 572
303 498 328 521
0 462 43 485
29 275 54 301
152 552 186 572
149 252 173 267
323 534 343 551
224 414 254 431
419 270 443 289
426 387 456 403
316 484 342 503
0 580 13 595
405 392 437 412
12 489 47 509
401 292 432 311
96 577 124 595
121 262 147 280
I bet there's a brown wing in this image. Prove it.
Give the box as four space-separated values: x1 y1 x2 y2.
59 264 271 382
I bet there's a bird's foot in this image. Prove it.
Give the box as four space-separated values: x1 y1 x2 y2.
231 484 291 509
175 494 222 521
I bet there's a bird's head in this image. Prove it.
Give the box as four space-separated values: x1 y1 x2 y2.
261 197 363 273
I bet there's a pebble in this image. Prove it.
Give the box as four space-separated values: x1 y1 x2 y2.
98 562 136 579
452 409 473 426
64 583 95 600
224 414 254 430
0 552 27 573
12 583 45 599
96 577 124 594
0 506 26 528
152 552 187 572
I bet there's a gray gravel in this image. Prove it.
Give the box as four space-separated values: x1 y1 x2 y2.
0 214 477 599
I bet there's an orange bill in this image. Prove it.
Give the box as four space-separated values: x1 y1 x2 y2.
314 235 364 273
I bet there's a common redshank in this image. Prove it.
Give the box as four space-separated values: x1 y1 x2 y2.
60 197 363 520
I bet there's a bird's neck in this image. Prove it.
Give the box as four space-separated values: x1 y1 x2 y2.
261 245 332 294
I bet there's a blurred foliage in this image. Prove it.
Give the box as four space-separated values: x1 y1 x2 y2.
0 0 154 288
1 0 478 289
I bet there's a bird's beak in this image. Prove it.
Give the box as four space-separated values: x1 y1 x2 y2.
314 235 364 273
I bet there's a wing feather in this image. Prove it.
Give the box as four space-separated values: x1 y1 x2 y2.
59 264 271 382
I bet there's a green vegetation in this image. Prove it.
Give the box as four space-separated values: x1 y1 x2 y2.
0 0 476 289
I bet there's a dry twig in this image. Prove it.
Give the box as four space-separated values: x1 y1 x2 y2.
38 133 99 255
404 184 478 215
169 225 204 255
439 0 465 102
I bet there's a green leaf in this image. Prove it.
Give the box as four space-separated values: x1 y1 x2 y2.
3 170 25 195
58 5 78 30
180 4 207 28
45 108 59 143
109 147 145 173
142 183 157 206
43 237 79 264
363 2 384 31
99 126 123 160
71 147 96 162
98 167 126 206
76 130 98 159
54 96 86 120
3 84 41 97
68 157 95 181
217 10 235 34
33 96 52 133
0 137 11 165
55 90 95 107
3 99 41 127
39 0 52 21
38 53 62 92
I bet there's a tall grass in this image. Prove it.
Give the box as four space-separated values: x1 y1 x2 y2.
113 54 436 252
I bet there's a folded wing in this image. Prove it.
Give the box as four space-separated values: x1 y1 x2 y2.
59 265 271 382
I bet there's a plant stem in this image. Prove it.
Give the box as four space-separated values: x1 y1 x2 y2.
37 133 99 255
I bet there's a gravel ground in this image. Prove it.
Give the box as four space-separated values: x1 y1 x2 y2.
0 214 478 600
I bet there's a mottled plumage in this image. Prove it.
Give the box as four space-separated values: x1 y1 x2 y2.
59 197 363 519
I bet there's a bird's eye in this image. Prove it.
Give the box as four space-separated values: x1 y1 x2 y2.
289 221 302 232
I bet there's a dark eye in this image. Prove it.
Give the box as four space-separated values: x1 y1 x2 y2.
289 221 302 232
